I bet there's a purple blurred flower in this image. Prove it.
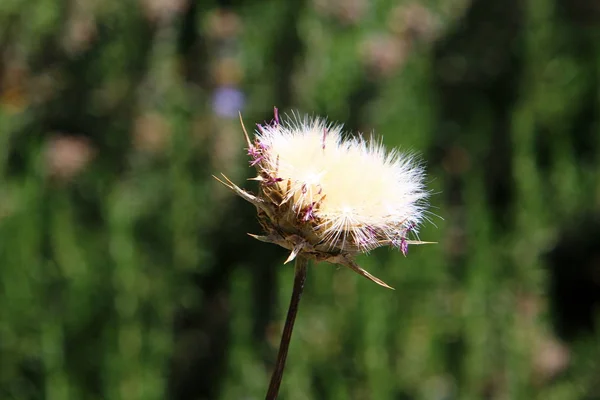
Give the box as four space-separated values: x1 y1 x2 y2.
212 86 245 118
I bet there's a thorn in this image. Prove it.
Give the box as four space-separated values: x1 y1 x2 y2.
405 240 437 245
214 174 263 206
343 259 394 290
212 174 233 189
248 233 271 243
284 243 304 264
284 251 297 264
239 111 252 148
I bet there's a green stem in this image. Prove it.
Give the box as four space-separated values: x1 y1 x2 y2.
265 256 308 400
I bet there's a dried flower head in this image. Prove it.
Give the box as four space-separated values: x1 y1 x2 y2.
216 108 432 289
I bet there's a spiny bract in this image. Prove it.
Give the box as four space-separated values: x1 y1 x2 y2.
216 108 432 289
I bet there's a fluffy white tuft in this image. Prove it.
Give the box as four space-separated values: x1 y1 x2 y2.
255 114 429 251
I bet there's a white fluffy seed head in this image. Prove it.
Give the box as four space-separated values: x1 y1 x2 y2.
251 112 429 254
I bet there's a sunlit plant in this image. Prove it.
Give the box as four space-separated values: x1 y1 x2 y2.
216 108 432 399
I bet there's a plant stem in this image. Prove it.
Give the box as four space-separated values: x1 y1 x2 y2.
265 256 308 400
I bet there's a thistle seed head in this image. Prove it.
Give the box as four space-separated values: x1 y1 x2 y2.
215 108 433 289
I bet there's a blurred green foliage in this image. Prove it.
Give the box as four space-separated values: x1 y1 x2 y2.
1 0 600 399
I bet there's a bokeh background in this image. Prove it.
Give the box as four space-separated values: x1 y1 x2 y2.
1 0 600 399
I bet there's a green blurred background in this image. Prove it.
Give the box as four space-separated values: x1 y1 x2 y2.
1 0 600 399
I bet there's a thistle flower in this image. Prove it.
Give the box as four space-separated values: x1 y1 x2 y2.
216 108 431 289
